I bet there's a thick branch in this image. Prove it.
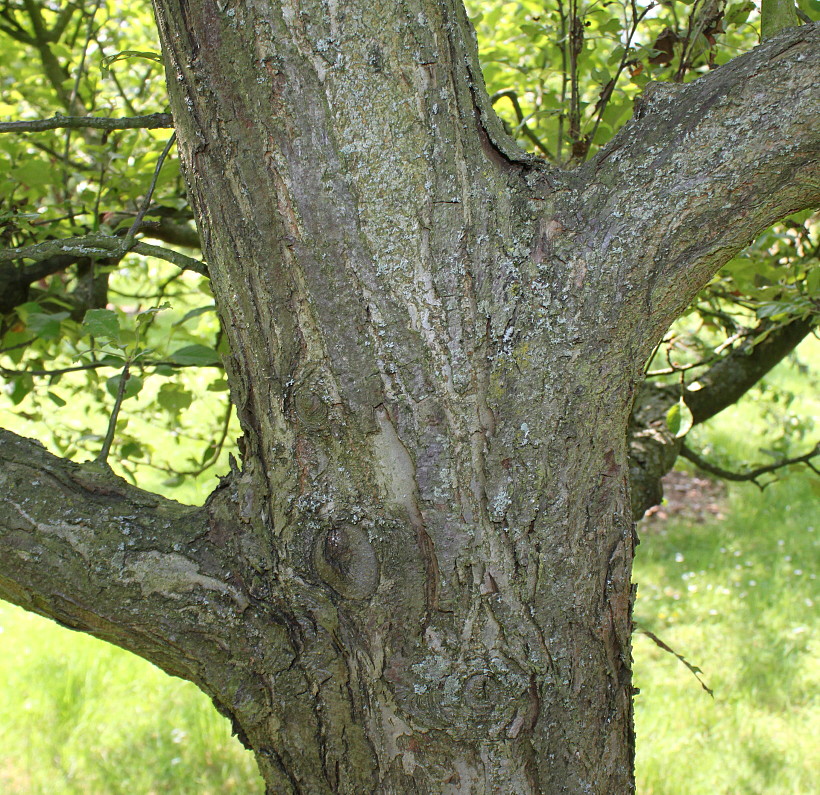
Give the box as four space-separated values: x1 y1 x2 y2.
0 429 228 678
685 315 817 423
0 113 174 133
628 315 816 517
0 426 303 751
568 24 820 356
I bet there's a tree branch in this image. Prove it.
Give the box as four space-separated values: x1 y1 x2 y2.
137 216 201 248
684 315 817 424
0 113 174 133
0 427 293 749
0 429 223 676
0 359 222 378
0 234 207 276
490 89 554 159
680 441 819 485
571 23 820 355
629 314 816 517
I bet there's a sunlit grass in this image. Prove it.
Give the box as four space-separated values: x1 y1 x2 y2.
634 336 819 794
634 474 818 794
0 603 264 793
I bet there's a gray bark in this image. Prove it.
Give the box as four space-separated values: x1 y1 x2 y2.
2 2 819 791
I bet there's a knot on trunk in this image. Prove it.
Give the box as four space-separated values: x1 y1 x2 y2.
313 523 379 600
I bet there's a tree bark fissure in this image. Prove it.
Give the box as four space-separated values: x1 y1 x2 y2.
2 2 819 791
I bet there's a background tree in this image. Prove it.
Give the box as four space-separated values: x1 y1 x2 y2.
0 1 817 792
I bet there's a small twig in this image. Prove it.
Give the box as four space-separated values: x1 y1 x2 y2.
643 336 668 376
132 241 207 276
0 9 35 44
95 32 139 116
680 442 820 486
142 402 234 478
646 358 714 377
490 90 554 159
61 0 103 222
0 113 174 134
123 132 177 248
635 623 714 697
96 360 130 464
0 359 222 378
588 0 656 149
66 0 101 112
0 339 34 355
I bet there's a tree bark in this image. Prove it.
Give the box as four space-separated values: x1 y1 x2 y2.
2 1 819 790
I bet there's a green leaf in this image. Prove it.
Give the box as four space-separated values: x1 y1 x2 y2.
47 391 66 407
101 50 163 77
591 68 610 84
201 441 219 465
120 440 145 459
15 301 42 317
10 160 54 188
106 373 143 401
175 304 216 325
97 353 128 367
82 309 121 343
157 383 193 413
9 375 34 405
724 1 756 26
26 311 70 340
167 344 221 366
666 399 694 438
608 46 626 66
136 304 170 328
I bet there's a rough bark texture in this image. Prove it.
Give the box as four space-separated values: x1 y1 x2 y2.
1 2 819 792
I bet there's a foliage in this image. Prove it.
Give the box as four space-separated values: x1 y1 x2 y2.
0 0 237 488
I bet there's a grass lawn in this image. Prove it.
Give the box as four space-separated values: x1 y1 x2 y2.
0 602 264 793
634 473 818 794
634 335 819 794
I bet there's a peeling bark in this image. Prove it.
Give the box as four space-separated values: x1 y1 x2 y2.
2 2 819 791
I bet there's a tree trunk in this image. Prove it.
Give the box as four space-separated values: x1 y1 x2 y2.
2 0 818 790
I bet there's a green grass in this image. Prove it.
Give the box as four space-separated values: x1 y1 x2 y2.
634 337 819 794
0 604 264 793
633 474 818 794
